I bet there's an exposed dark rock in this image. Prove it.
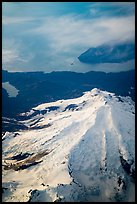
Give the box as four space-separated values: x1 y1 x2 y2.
41 183 45 186
15 160 43 171
28 189 39 202
11 152 33 161
117 176 126 190
116 96 124 102
14 133 20 137
119 155 135 180
120 156 131 175
31 123 52 130
4 160 43 171
29 118 42 127
2 117 28 132
64 104 78 111
54 197 62 202
117 176 122 187
2 187 8 193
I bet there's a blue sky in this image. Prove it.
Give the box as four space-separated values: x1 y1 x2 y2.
2 2 135 73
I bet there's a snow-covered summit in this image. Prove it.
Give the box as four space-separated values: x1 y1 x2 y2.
2 89 135 202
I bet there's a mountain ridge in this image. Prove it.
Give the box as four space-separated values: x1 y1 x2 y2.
78 43 135 64
2 88 135 202
2 69 135 119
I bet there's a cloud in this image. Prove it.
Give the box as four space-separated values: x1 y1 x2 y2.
71 59 135 73
2 16 36 25
2 48 30 63
28 14 135 54
2 39 33 69
2 2 135 73
2 39 25 64
89 2 135 18
2 49 20 63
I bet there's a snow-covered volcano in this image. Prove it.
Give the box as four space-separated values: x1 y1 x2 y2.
2 88 135 202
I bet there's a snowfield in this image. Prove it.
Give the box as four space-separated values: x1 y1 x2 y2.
2 88 135 202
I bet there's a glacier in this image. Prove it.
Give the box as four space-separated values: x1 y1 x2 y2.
2 88 135 202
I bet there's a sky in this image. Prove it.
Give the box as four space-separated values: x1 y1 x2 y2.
2 2 135 73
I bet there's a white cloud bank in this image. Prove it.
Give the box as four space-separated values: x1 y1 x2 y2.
2 16 36 25
29 15 135 54
2 2 135 73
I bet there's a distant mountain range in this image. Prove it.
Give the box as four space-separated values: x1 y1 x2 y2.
2 69 135 119
78 43 135 64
